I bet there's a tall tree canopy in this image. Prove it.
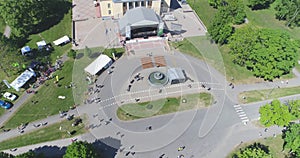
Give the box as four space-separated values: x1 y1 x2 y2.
208 10 234 44
64 141 98 158
288 100 300 120
0 0 50 37
247 0 274 10
259 99 292 127
233 143 271 158
275 0 300 27
229 26 298 80
283 123 300 157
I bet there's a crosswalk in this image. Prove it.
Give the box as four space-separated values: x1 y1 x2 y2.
233 104 249 125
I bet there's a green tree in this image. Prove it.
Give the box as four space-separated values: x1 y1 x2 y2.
259 99 292 127
68 49 77 59
247 0 274 10
0 152 14 158
229 27 298 80
208 0 226 8
63 141 98 158
0 0 50 38
288 100 300 120
275 0 300 27
233 143 271 158
283 123 300 157
208 9 234 44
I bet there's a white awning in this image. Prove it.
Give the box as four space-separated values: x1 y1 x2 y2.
10 69 35 91
53 36 70 46
84 54 112 75
36 40 47 47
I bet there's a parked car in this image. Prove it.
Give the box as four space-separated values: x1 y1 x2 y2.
0 100 12 109
3 92 17 101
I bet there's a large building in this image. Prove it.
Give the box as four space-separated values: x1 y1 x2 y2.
99 0 171 19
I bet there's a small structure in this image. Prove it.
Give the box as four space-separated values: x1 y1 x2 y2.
10 69 36 91
167 68 186 84
119 7 164 39
53 36 70 46
84 54 113 75
36 40 47 50
21 46 31 55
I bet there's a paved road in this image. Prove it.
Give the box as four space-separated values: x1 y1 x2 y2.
1 51 300 158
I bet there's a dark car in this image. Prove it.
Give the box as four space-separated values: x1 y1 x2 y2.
72 118 82 126
0 100 12 109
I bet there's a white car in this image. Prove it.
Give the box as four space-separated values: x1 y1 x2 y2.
3 92 17 101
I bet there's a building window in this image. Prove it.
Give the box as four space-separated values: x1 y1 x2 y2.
108 3 111 8
108 10 111 15
141 1 145 6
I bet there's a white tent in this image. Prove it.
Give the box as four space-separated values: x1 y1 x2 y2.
167 68 186 84
53 36 70 46
36 40 47 49
10 69 35 91
84 54 112 75
21 46 31 55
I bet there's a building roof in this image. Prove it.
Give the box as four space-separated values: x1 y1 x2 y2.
119 7 161 34
84 54 112 75
167 68 186 81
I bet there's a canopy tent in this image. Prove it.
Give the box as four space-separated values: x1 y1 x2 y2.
84 54 112 75
21 46 31 55
167 68 186 84
53 36 70 46
36 40 47 49
10 69 35 91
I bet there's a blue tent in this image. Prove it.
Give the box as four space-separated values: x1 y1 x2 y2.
21 46 31 55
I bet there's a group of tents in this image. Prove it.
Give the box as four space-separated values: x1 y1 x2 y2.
21 35 70 55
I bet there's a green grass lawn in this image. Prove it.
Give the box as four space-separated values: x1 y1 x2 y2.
72 47 125 105
0 117 86 150
227 135 289 158
186 0 217 27
238 86 300 104
3 60 75 129
25 8 72 63
117 92 213 121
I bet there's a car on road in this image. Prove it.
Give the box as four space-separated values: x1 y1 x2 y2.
3 92 17 101
0 100 12 109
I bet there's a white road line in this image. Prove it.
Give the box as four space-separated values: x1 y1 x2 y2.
240 117 248 120
235 107 242 110
242 119 249 123
236 109 243 112
237 111 245 115
239 114 246 117
233 104 240 107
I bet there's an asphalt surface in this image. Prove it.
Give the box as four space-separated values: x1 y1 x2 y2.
1 51 300 157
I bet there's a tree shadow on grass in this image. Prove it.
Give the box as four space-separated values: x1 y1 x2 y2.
32 0 72 34
31 137 121 158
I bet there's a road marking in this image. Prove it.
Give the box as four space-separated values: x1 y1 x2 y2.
237 111 245 115
240 117 248 120
236 109 243 112
233 104 240 107
235 107 242 110
239 114 246 117
242 119 249 123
